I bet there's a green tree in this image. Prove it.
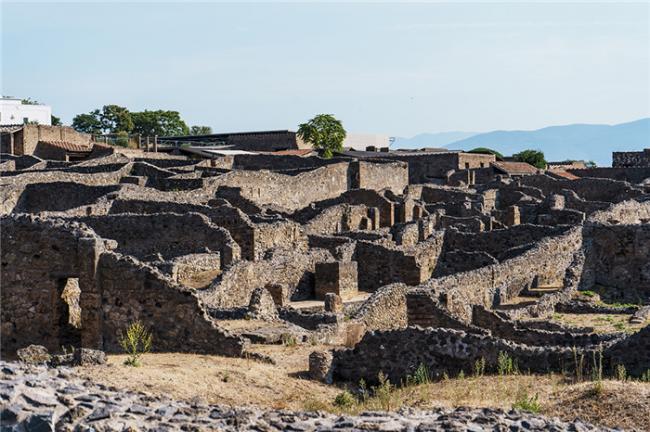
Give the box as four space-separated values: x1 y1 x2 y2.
513 149 547 169
72 105 133 134
72 111 104 134
100 104 133 133
468 147 504 160
190 125 213 135
585 160 597 168
297 114 346 158
131 110 189 136
51 115 62 126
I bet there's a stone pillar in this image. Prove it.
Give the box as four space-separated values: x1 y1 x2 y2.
506 206 520 226
9 133 14 155
315 261 358 300
145 136 150 152
309 350 334 383
78 237 105 350
153 135 158 152
324 293 343 313
413 205 423 220
548 194 565 210
368 207 380 230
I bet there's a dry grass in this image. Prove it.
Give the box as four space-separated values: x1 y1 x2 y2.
76 348 650 430
180 269 221 289
76 345 341 410
551 313 645 334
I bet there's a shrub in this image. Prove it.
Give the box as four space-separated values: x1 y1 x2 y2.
119 320 153 367
640 370 650 382
497 352 518 376
591 347 604 396
280 333 297 347
614 364 627 381
512 390 541 413
333 390 356 409
406 363 430 386
372 372 394 411
473 357 486 378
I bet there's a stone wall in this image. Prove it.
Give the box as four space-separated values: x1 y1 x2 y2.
612 149 650 168
582 223 650 303
569 167 650 184
13 182 121 215
353 160 408 194
332 325 648 384
109 199 305 261
353 232 445 292
350 283 408 331
303 204 371 235
18 125 92 156
1 215 105 354
71 213 240 268
199 247 334 308
0 214 246 357
421 226 582 321
332 327 596 384
471 306 621 347
210 163 350 211
97 252 245 356
441 224 571 261
518 175 643 203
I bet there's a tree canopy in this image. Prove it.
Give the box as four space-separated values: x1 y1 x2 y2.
130 110 189 136
190 125 213 135
513 149 547 169
72 112 104 134
71 105 190 136
297 114 346 159
468 147 504 160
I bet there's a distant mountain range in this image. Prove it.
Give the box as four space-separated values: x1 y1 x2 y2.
393 131 477 148
393 118 650 167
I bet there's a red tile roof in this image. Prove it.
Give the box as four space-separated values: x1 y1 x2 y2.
39 140 92 152
548 169 580 180
491 161 539 175
272 149 315 156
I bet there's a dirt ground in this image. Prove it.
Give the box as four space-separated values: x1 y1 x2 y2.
76 345 650 430
551 312 645 334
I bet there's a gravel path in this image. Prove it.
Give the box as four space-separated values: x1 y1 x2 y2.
0 361 619 431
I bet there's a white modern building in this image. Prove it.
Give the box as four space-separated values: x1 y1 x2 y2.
343 133 392 151
0 97 52 126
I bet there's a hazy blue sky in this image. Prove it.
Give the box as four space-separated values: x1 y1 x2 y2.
2 1 649 137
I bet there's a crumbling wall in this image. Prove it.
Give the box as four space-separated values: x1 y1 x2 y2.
0 215 105 354
354 233 444 292
350 283 408 330
332 327 596 385
569 167 650 185
303 204 371 235
13 182 121 215
97 252 245 356
518 175 643 203
71 213 240 268
422 226 582 321
353 160 408 195
612 149 650 168
199 247 334 308
442 224 571 261
209 163 350 211
582 223 650 303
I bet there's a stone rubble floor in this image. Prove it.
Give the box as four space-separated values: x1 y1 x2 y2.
0 361 619 432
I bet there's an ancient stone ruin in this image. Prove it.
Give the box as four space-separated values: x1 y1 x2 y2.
1 148 649 430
